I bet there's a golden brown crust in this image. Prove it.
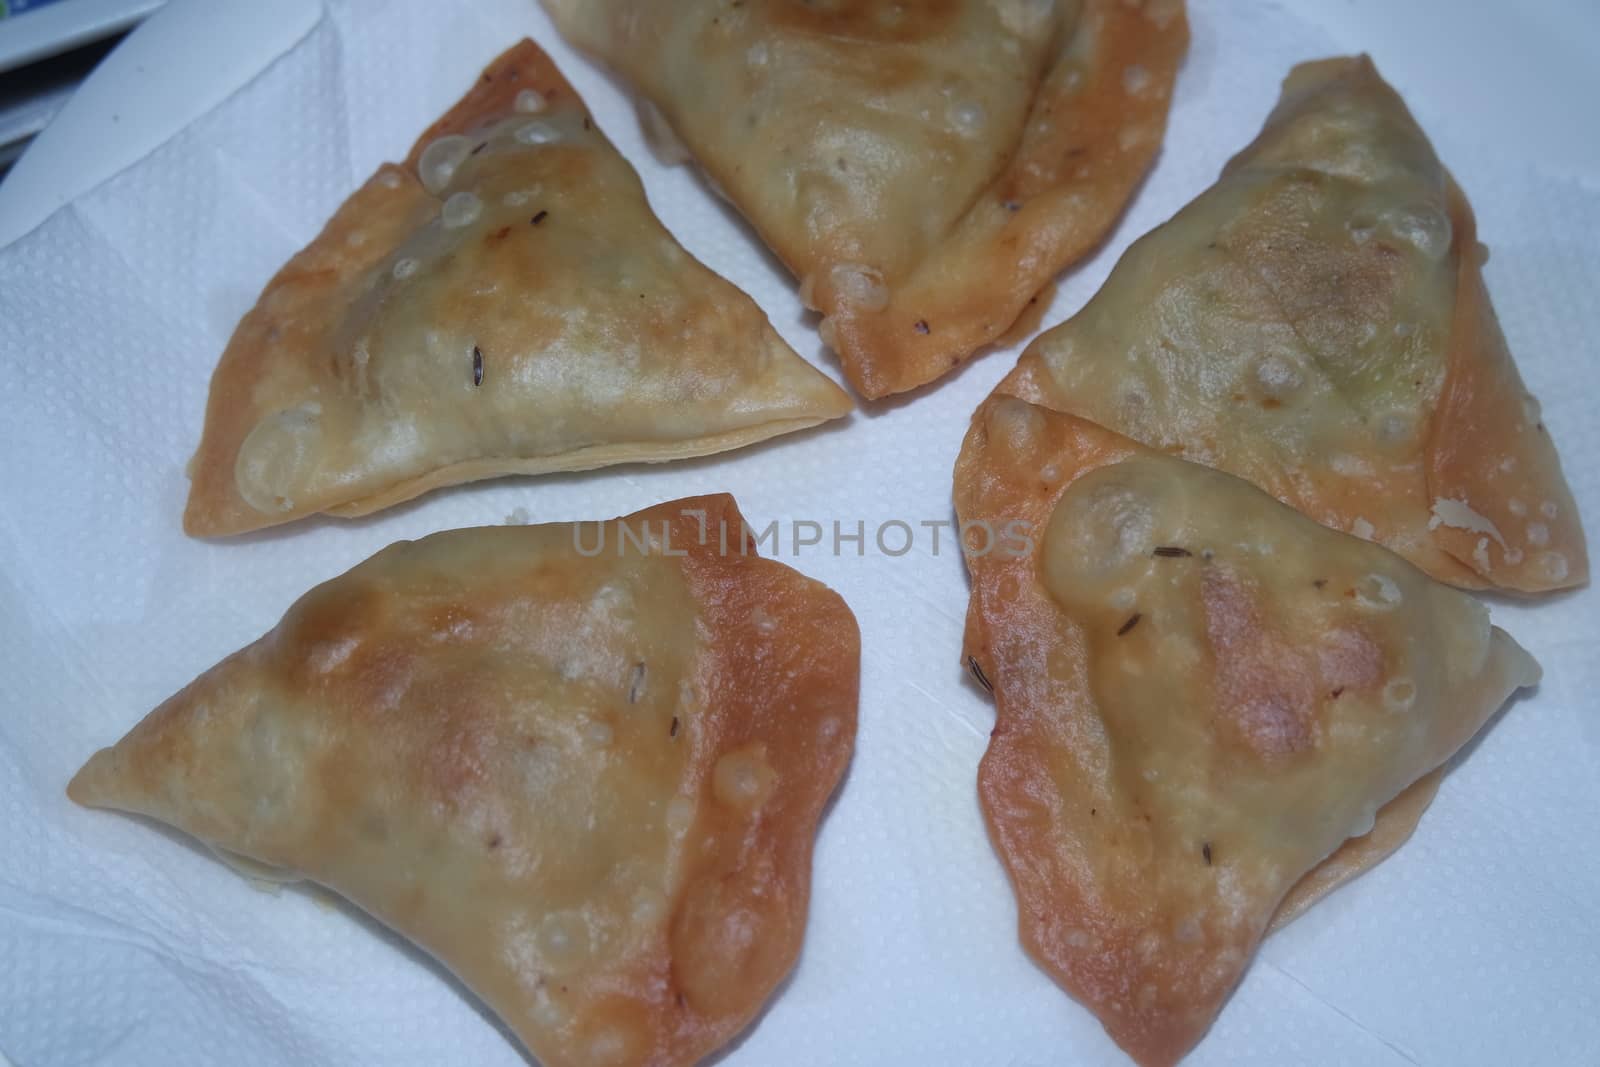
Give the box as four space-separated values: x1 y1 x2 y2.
183 162 437 536
824 0 1189 398
995 55 1586 594
315 420 837 520
544 0 1188 399
662 499 860 1044
954 397 1539 1066
70 494 859 1067
1423 181 1589 591
183 41 850 537
402 39 578 170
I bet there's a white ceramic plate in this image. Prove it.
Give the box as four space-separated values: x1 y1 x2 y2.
0 0 164 74
0 0 318 246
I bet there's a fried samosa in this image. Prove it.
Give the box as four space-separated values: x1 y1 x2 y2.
72 494 859 1067
998 56 1585 593
185 41 850 537
955 397 1539 1066
543 0 1188 398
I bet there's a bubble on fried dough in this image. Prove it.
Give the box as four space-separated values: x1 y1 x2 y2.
1353 573 1402 611
713 747 778 813
829 263 890 312
1383 677 1417 713
236 403 324 513
418 134 473 195
1380 202 1452 260
516 120 563 146
1536 551 1569 584
442 191 482 229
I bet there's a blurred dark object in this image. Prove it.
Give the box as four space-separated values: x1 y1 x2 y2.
0 31 121 175
0 0 165 179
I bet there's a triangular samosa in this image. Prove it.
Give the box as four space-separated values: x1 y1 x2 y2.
998 56 1585 593
954 397 1540 1066
185 41 850 536
71 495 860 1067
543 0 1188 398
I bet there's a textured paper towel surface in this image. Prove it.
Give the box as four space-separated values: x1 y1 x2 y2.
2 1 1598 1064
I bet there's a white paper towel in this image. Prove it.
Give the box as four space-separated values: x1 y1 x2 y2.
2 1 1598 1064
